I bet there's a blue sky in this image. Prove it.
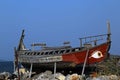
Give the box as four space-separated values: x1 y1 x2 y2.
0 0 120 60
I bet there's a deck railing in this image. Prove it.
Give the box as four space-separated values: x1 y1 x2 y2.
79 34 108 47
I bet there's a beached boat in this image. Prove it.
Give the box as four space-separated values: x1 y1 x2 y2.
14 22 111 73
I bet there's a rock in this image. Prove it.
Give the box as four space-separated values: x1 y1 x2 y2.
65 73 81 80
26 70 120 80
8 74 17 79
0 72 11 80
44 70 52 75
98 76 110 80
0 75 5 80
108 75 119 80
32 72 65 80
32 72 51 80
50 73 65 80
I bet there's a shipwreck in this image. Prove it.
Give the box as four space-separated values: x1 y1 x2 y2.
14 21 111 76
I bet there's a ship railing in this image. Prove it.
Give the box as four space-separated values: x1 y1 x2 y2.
79 34 109 48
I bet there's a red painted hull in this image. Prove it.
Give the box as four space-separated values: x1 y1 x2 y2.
19 42 110 69
62 42 110 65
18 42 110 71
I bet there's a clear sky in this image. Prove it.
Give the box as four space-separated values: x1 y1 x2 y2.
0 0 120 60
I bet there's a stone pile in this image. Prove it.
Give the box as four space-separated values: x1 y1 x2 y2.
1 71 120 80
31 71 120 80
0 72 11 80
31 71 83 80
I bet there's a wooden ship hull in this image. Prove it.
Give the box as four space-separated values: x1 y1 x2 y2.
14 22 111 74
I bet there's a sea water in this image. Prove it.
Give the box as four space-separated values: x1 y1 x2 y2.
0 61 14 73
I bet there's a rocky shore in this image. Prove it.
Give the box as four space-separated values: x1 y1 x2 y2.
0 70 120 80
28 71 120 80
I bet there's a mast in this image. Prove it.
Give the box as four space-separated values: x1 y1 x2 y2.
14 30 26 80
107 21 111 42
17 29 26 51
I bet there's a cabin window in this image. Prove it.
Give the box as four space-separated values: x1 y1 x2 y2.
66 49 70 53
45 52 49 55
41 52 44 55
37 52 40 55
72 49 75 52
27 52 30 55
49 51 53 55
33 52 37 55
60 50 65 54
30 52 34 55
24 52 27 55
55 51 59 54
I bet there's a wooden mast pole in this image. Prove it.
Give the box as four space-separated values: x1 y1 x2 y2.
107 20 111 42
